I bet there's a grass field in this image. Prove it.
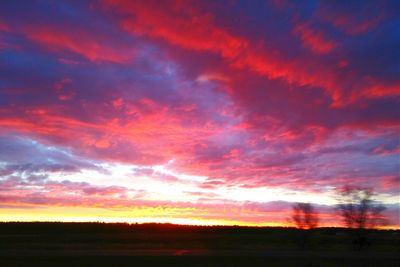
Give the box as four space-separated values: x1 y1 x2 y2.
0 222 399 266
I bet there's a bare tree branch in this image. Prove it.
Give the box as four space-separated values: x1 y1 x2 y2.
336 186 387 229
291 203 319 230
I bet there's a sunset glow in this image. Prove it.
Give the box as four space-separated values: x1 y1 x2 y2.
0 0 399 228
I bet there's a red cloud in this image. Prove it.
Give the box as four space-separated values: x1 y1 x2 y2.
293 22 338 54
114 1 246 58
361 80 400 99
0 22 9 32
316 1 384 35
323 11 382 35
0 95 224 166
23 27 133 63
104 0 399 106
0 1 398 227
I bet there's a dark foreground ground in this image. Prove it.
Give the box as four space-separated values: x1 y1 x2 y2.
0 222 399 266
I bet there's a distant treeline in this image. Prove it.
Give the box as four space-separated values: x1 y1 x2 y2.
0 222 397 235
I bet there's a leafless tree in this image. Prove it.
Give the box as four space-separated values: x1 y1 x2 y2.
291 203 319 230
336 186 387 250
290 203 319 249
336 186 387 229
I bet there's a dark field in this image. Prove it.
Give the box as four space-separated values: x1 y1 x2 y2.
0 222 399 266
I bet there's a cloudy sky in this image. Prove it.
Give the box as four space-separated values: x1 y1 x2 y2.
0 0 399 227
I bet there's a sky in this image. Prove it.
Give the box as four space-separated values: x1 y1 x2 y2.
0 0 399 228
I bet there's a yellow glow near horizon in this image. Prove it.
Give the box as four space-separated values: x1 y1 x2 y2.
2 205 399 229
1 206 282 226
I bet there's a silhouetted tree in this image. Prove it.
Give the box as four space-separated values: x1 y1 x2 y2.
336 186 387 250
292 203 319 230
291 203 319 250
336 186 386 229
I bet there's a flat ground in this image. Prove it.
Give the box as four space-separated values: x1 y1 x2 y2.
0 222 399 266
